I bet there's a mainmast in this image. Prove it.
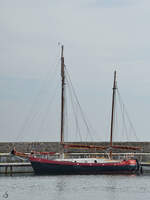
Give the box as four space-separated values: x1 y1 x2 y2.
60 45 65 144
110 70 117 159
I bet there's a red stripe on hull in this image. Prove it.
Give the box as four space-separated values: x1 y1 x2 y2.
29 157 137 168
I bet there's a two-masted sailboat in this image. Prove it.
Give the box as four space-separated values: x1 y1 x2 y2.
12 46 142 175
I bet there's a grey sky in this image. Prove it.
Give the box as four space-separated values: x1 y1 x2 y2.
0 0 150 142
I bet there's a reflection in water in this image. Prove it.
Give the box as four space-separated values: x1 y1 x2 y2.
55 176 66 199
102 176 117 200
0 174 150 200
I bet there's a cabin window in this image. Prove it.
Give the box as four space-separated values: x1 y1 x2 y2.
94 160 97 163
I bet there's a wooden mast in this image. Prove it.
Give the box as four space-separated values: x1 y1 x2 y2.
60 45 65 144
110 70 117 159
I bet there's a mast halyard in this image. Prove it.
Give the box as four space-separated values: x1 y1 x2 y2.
60 45 65 144
110 70 117 159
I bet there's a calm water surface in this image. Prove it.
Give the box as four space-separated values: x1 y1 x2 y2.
0 174 150 200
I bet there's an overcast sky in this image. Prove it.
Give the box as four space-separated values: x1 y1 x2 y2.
0 0 150 142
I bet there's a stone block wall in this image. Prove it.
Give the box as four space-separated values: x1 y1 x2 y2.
0 142 149 153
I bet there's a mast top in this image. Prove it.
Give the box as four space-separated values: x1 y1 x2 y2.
61 45 64 58
113 70 117 88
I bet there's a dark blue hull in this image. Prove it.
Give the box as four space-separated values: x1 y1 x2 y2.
30 160 139 175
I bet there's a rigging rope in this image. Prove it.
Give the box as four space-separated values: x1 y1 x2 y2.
65 68 83 141
117 89 139 141
36 82 60 138
16 58 60 141
65 67 95 142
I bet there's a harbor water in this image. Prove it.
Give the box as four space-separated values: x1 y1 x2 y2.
0 174 150 200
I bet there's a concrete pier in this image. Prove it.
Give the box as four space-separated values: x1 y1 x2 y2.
0 152 150 174
0 163 33 174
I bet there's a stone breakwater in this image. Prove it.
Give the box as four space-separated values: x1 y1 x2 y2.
0 142 149 153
